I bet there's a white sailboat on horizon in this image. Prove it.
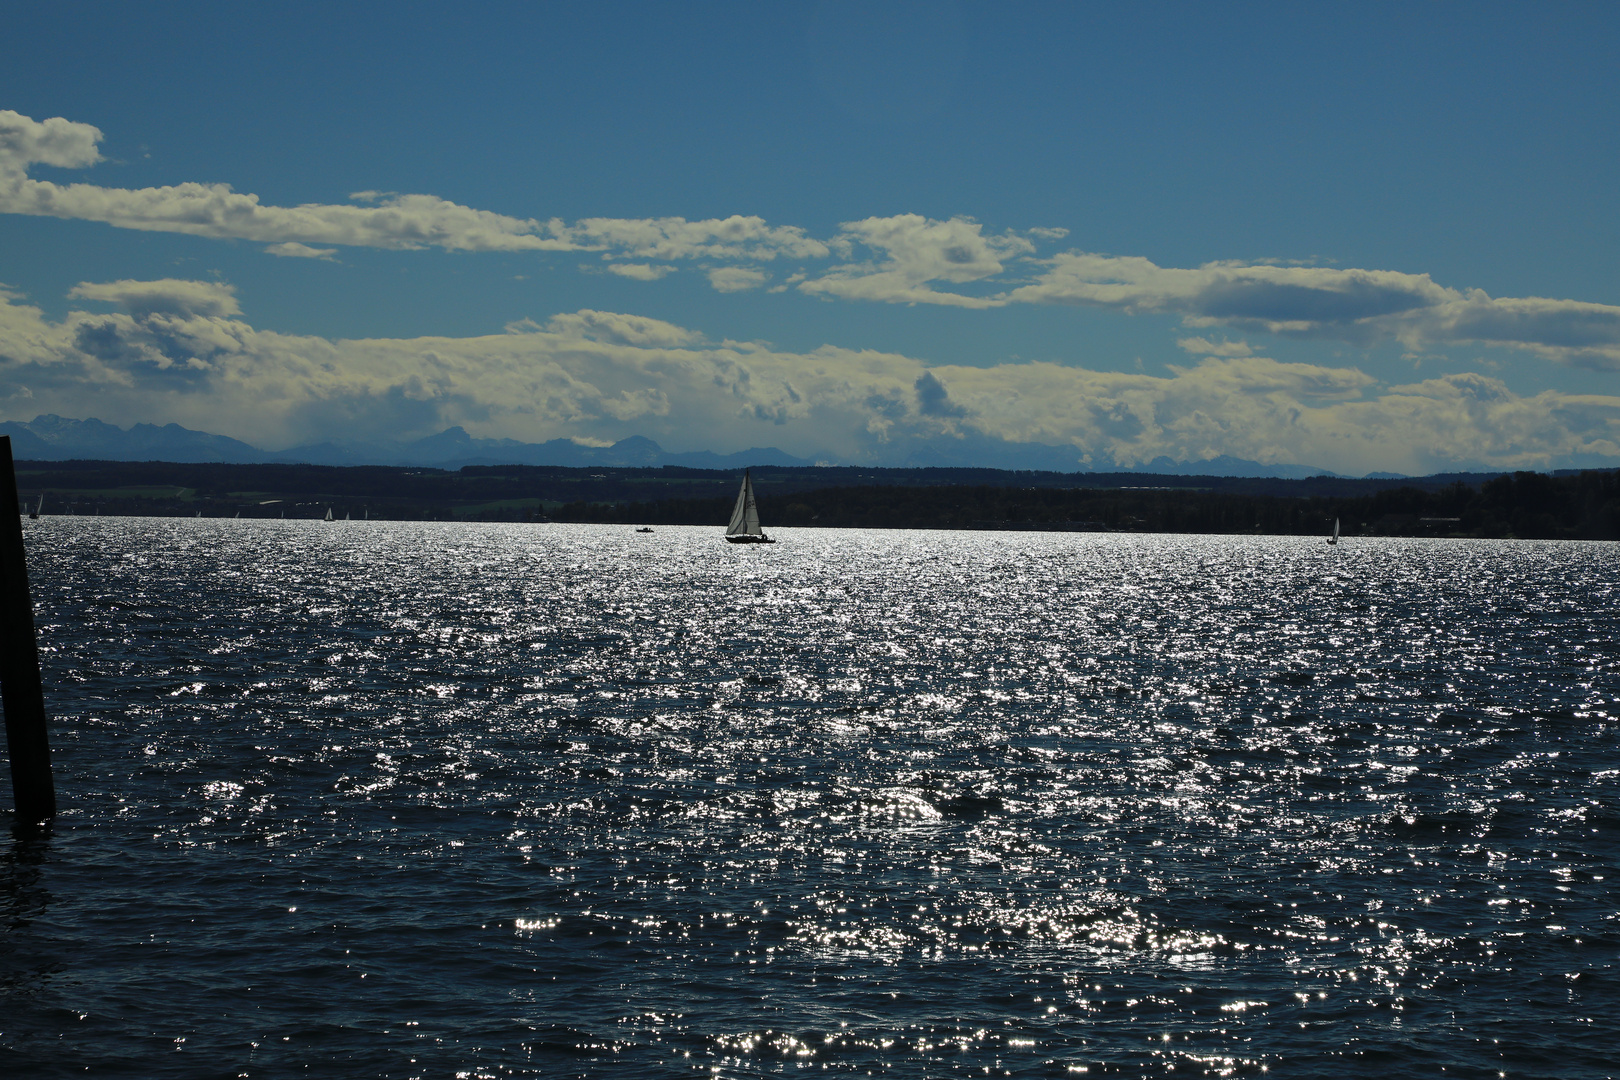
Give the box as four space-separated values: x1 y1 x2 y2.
724 470 774 544
1327 517 1340 546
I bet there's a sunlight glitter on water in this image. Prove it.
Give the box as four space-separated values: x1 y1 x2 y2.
2 519 1618 1077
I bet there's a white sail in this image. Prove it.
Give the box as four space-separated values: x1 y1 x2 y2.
726 472 760 536
324 507 334 522
725 470 772 542
1333 517 1340 541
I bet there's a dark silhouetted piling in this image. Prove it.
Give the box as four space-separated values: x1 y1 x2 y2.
0 436 53 823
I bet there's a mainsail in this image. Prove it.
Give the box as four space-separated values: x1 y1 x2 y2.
727 471 760 536
725 470 773 543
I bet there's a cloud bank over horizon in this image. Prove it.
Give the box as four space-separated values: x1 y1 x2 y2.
4 108 1620 373
3 277 1618 476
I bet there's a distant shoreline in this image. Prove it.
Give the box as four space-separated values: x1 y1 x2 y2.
11 460 1619 540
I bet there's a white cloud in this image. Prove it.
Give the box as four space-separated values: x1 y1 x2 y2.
3 111 572 252
1006 254 1451 326
799 214 1030 307
67 278 241 318
568 215 830 261
1177 336 1253 357
2 280 1618 474
0 110 825 261
5 108 1620 372
539 309 700 348
932 355 1620 474
606 263 674 281
0 110 103 175
1007 253 1620 370
265 241 337 260
708 266 769 293
0 155 576 252
1420 293 1620 370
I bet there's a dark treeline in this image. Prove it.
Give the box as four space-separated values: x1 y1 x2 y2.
11 458 1620 538
557 471 1620 540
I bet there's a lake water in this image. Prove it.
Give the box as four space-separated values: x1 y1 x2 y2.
2 520 1617 1078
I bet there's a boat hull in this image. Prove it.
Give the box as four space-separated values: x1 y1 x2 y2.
725 534 775 544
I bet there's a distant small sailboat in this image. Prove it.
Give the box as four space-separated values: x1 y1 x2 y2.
1327 517 1340 546
636 526 654 533
28 495 41 520
724 470 774 544
324 507 334 522
345 510 351 521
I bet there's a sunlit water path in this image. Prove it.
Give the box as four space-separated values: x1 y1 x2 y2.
2 520 1617 1078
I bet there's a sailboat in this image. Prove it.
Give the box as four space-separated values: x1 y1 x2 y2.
324 507 334 522
28 495 41 520
1327 517 1340 546
724 470 774 544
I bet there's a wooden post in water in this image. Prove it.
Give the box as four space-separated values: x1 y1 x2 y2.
0 436 53 823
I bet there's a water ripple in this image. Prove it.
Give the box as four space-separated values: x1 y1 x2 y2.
2 520 1617 1077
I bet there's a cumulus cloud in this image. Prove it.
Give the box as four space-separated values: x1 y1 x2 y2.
1006 254 1448 327
46 280 252 378
1424 294 1620 370
67 278 241 318
538 309 700 348
570 216 829 261
1006 253 1620 370
6 107 1620 371
606 263 674 281
265 241 337 260
914 370 968 418
0 109 826 261
708 266 769 293
799 214 1031 307
930 355 1620 474
0 109 102 174
3 280 1618 475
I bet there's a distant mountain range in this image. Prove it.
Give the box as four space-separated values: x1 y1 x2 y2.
0 415 811 470
0 412 1353 477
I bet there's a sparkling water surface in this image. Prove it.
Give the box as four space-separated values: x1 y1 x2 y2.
2 519 1618 1078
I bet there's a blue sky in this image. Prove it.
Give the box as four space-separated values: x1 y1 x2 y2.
3 1 1619 474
